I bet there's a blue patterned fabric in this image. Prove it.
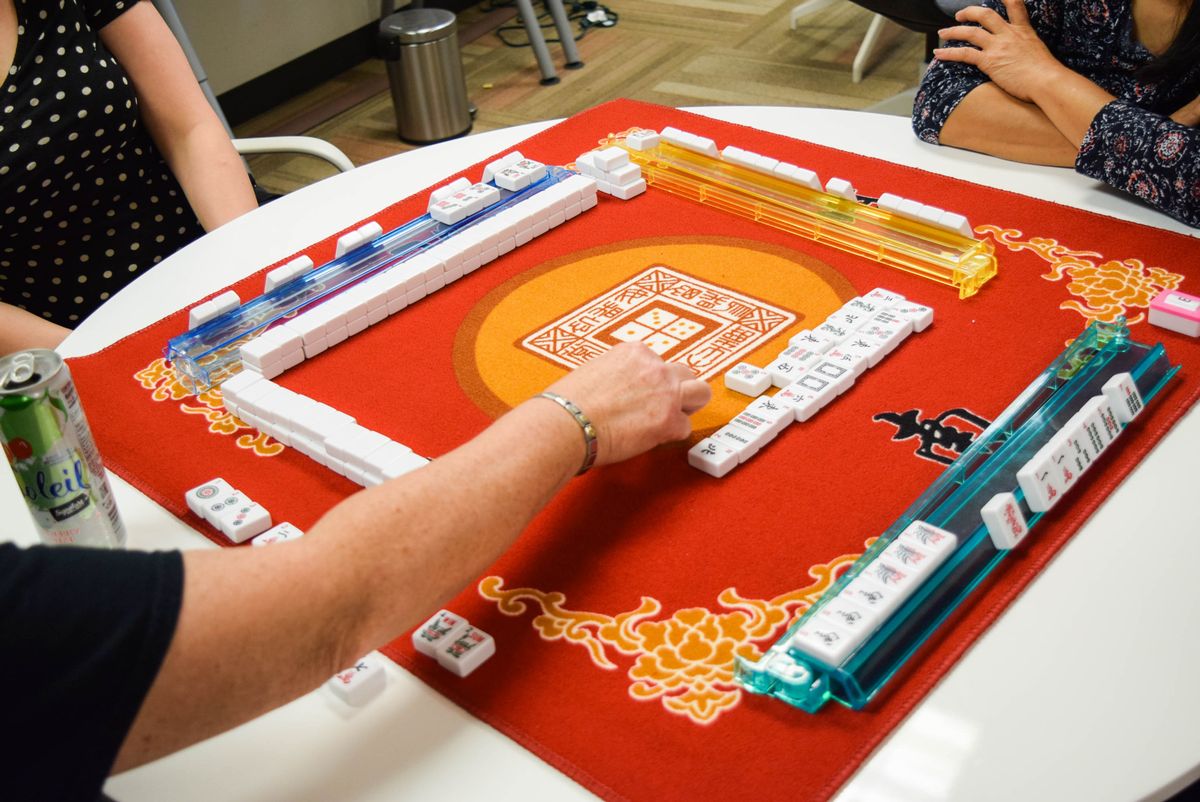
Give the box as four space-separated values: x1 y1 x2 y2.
912 0 1200 228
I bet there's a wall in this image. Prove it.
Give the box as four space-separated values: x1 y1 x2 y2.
172 0 384 94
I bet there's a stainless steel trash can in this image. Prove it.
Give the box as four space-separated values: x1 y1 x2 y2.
379 8 472 144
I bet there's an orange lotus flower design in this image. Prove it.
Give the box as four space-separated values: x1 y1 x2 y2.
480 549 860 725
978 226 1182 325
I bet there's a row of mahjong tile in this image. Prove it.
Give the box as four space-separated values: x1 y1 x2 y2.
688 289 932 477
1014 372 1144 514
788 520 960 668
643 126 975 238
790 374 1147 667
428 153 552 227
237 172 600 379
220 370 429 487
187 221 386 330
575 145 647 200
184 476 303 545
412 608 496 678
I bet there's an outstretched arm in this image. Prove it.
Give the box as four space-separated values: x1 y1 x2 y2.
0 302 69 352
113 343 711 771
98 1 257 232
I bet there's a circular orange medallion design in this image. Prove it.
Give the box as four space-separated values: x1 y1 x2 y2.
454 235 855 433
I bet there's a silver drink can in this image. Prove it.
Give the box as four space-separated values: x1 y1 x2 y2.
0 349 126 547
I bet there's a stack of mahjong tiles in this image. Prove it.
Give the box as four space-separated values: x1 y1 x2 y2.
689 287 933 477
220 369 429 486
788 520 959 667
231 163 598 380
412 609 495 677
574 144 648 200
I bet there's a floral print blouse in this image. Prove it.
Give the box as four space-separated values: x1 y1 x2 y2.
912 0 1200 228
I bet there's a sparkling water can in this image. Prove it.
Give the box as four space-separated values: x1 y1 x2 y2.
0 349 126 547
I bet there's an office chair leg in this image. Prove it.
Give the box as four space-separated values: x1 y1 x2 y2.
852 13 887 83
514 0 559 84
789 0 840 30
545 0 583 68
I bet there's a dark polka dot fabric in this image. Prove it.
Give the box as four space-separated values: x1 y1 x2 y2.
912 0 1200 229
1 0 204 326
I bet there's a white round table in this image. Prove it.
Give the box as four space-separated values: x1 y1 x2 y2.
2 107 1196 802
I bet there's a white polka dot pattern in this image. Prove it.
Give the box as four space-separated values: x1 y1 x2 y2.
0 0 205 326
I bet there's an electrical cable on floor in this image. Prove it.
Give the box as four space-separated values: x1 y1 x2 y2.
482 1 618 47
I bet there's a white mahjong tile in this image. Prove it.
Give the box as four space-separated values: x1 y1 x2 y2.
625 129 661 150
413 609 470 657
824 177 856 200
792 371 841 404
482 152 522 183
251 521 305 547
380 451 429 481
1016 451 1064 513
728 409 780 446
363 440 415 474
579 192 598 212
593 146 630 172
744 395 793 434
548 209 566 228
215 500 272 544
357 221 384 243
892 302 935 332
767 354 811 388
712 424 762 462
436 625 496 677
869 309 914 337
513 159 547 183
607 162 642 187
863 288 905 306
327 654 387 706
814 595 881 639
812 320 852 345
611 321 654 343
842 572 905 616
858 556 920 601
429 200 467 226
687 437 738 478
574 151 602 179
774 381 823 422
822 347 870 377
219 369 263 400
778 344 823 370
788 329 834 352
1101 373 1144 424
429 176 471 207
787 619 859 666
824 308 871 332
185 478 235 519
857 321 907 358
607 178 646 200
302 335 328 358
882 538 940 577
326 425 391 466
808 359 856 392
530 217 551 238
980 492 1029 550
841 296 882 317
335 231 363 258
839 335 890 368
367 304 388 325
346 315 369 336
494 165 531 191
897 520 958 556
724 362 772 397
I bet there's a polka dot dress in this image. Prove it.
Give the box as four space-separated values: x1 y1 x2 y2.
1 0 204 327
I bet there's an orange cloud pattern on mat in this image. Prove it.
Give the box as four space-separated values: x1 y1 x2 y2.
135 358 283 457
479 549 861 725
978 226 1182 325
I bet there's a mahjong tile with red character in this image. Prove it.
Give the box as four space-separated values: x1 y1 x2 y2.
436 626 496 677
413 609 470 658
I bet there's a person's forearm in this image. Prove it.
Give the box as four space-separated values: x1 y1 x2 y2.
939 82 1079 166
155 123 258 231
0 302 70 352
114 397 584 771
1026 63 1115 149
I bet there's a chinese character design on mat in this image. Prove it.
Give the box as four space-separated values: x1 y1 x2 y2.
134 358 282 457
478 547 863 725
873 407 991 465
978 226 1183 325
521 265 794 380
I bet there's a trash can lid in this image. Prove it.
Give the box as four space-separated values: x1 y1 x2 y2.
378 8 458 45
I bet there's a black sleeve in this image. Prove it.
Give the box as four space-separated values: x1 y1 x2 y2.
0 542 184 802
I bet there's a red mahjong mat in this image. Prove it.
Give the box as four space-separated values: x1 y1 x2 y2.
68 100 1200 801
